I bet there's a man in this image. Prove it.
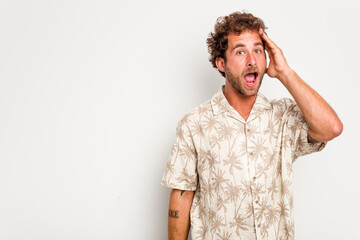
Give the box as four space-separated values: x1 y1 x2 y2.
161 11 342 240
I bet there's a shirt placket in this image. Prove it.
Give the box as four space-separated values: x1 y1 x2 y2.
245 123 262 239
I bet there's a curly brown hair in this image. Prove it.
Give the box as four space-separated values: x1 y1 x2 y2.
207 11 267 77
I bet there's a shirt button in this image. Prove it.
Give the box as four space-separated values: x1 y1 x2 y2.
250 152 254 156
247 128 250 133
257 224 260 228
253 176 256 181
255 200 259 204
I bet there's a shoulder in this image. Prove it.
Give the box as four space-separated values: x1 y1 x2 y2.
257 94 302 122
178 99 213 126
254 93 296 112
268 96 298 113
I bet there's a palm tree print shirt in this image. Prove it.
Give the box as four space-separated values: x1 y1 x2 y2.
161 86 326 240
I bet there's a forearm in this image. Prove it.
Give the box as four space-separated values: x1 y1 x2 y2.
279 69 343 141
168 189 194 240
259 29 342 141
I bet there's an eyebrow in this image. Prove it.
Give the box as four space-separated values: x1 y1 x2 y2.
232 42 264 51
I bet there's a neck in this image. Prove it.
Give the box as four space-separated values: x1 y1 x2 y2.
223 81 257 121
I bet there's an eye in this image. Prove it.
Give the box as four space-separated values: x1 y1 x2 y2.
236 50 245 55
254 49 262 54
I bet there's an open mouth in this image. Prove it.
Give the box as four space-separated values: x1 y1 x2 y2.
244 72 258 87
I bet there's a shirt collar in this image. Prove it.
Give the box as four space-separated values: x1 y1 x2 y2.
211 85 272 122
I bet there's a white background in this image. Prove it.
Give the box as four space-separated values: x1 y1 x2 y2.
0 0 359 239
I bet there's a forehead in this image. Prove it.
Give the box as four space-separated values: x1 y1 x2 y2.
227 30 262 47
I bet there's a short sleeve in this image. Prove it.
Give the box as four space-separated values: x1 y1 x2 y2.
283 100 327 161
161 119 198 191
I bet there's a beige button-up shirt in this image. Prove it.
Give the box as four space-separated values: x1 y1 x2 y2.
162 86 326 240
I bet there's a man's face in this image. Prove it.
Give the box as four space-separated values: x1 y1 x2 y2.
222 30 267 97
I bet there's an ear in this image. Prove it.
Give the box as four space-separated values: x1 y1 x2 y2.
215 57 225 73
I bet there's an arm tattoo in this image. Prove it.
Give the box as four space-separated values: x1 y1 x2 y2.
168 209 179 218
180 190 185 196
307 133 320 143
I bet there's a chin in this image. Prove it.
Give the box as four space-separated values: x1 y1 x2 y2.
244 91 258 97
241 85 260 97
236 88 258 97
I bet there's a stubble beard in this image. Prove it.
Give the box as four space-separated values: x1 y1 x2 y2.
225 66 264 97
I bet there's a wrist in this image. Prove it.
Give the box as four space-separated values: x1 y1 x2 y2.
278 68 295 85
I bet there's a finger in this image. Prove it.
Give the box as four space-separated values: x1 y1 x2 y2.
259 28 279 52
267 47 275 62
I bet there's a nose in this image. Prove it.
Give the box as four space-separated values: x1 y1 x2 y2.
247 53 256 67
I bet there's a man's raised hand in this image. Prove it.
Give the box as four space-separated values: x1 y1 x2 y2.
259 28 292 82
